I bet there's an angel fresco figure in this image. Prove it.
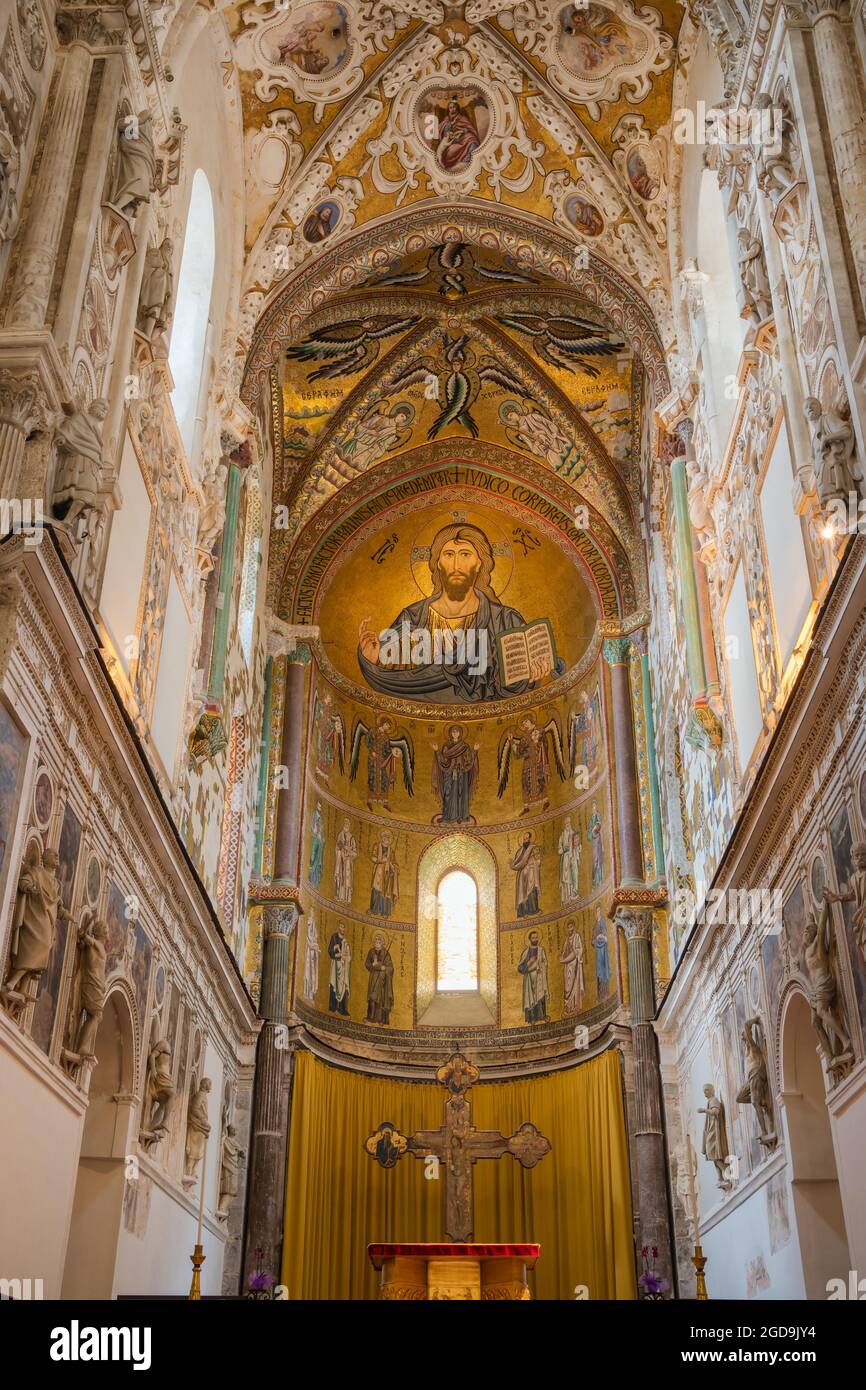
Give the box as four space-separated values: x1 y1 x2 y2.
349 716 415 812
357 522 559 705
431 724 479 825
497 714 567 816
312 692 345 783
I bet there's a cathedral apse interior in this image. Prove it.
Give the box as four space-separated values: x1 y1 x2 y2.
2 0 866 1327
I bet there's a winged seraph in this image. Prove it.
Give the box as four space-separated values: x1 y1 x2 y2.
349 716 415 809
389 333 535 440
496 312 624 378
285 314 421 382
497 715 568 809
367 242 537 297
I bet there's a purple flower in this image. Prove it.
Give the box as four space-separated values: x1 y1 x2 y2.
248 1270 275 1291
638 1270 668 1295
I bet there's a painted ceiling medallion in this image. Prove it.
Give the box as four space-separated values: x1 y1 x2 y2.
497 0 674 121
364 48 543 201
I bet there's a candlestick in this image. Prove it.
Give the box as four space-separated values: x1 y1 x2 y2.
188 1137 209 1300
684 1132 700 1233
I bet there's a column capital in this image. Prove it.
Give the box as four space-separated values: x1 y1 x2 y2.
602 636 632 666
0 369 52 433
55 7 127 48
266 615 319 660
614 905 655 942
263 903 298 940
784 0 850 24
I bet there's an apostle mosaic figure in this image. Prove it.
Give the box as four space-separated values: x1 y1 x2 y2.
560 920 585 1017
308 801 325 886
587 798 605 887
333 818 358 903
568 687 602 775
431 724 479 825
369 831 399 918
312 692 345 781
303 909 320 1001
510 831 541 917
517 929 549 1024
327 922 351 1015
592 909 611 999
557 816 582 903
365 932 394 1025
349 716 415 812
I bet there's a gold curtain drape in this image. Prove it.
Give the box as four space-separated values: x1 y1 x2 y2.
282 1049 637 1300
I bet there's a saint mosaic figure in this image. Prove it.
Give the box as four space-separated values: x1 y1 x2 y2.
510 830 542 917
369 831 399 918
587 798 605 887
497 714 567 815
517 929 549 1023
333 818 358 903
557 815 582 903
560 920 585 1016
593 909 611 999
568 686 602 775
327 922 351 1016
349 716 415 812
431 724 479 824
365 931 394 1025
303 909 320 1002
308 801 326 886
312 692 345 781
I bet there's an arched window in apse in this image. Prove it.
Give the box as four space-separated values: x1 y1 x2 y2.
168 169 215 458
436 869 478 991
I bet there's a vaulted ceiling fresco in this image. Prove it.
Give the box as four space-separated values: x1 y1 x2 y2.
228 0 688 626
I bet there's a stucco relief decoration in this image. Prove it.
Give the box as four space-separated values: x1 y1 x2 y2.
237 1 436 118
496 1 674 121
16 0 47 72
364 46 544 202
611 112 667 246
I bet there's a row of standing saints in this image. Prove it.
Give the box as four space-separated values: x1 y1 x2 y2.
297 910 613 1029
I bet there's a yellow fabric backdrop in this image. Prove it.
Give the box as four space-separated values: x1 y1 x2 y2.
282 1049 637 1300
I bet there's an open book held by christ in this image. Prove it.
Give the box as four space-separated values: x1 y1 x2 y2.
496 619 558 688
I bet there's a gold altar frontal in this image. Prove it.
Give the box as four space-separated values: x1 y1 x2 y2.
368 1243 540 1300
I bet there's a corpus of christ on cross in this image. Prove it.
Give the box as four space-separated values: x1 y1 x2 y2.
364 1052 551 1241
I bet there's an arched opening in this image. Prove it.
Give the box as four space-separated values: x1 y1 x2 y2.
779 990 850 1299
169 168 216 459
61 989 138 1298
436 868 479 991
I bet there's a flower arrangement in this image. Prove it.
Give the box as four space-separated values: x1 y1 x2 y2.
638 1245 668 1299
246 1248 275 1299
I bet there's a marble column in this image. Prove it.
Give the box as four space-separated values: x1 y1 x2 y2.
796 0 866 316
242 903 297 1294
273 658 307 884
677 421 719 698
630 630 665 884
603 637 643 887
0 372 49 497
616 905 674 1296
6 39 93 329
668 437 708 698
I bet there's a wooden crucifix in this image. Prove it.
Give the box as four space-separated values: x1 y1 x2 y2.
364 1053 551 1241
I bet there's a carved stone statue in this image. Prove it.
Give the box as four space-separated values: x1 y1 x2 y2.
736 228 772 324
752 91 800 206
52 398 110 534
804 396 863 510
217 1123 245 1217
197 455 227 553
2 846 68 1005
687 463 716 562
71 917 107 1057
803 908 854 1077
110 110 157 215
697 1083 731 1191
736 1016 777 1150
185 1076 212 1180
0 105 20 242
674 1139 698 1238
825 841 866 971
137 237 174 342
141 1037 175 1147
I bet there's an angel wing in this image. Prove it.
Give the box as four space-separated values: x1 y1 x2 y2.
567 707 581 774
390 733 415 796
333 712 346 776
496 729 514 798
543 717 568 781
348 718 371 783
478 359 535 399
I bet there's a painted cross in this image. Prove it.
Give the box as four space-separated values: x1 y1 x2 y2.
364 1052 551 1241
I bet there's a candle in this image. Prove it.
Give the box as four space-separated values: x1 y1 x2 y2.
685 1132 700 1232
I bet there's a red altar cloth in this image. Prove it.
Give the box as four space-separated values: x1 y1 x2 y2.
368 1243 540 1268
